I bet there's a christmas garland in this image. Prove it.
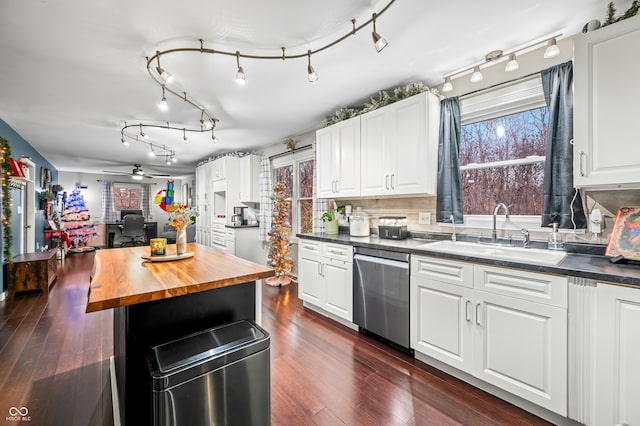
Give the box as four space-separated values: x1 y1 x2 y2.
1 137 12 262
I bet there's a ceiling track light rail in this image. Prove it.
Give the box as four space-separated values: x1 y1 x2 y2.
121 121 218 152
440 32 563 93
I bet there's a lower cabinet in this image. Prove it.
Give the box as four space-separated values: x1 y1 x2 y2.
298 240 353 321
594 282 640 426
411 255 568 416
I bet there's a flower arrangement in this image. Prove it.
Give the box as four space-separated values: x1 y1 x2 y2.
166 202 198 232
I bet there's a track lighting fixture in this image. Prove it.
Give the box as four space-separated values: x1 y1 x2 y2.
442 77 453 93
505 53 519 72
440 31 562 94
155 52 174 84
183 128 190 144
139 123 149 139
371 13 388 52
148 144 155 157
307 50 318 83
470 66 483 83
544 37 560 59
211 127 218 143
158 85 168 111
235 51 246 83
121 137 129 147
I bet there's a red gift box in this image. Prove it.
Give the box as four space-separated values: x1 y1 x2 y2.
9 158 25 177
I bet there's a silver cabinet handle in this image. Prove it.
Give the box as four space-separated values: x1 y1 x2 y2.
579 151 586 177
475 303 482 326
317 262 322 276
335 180 340 193
465 300 472 322
385 174 390 190
391 173 395 189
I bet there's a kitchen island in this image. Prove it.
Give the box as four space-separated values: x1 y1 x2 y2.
86 243 274 425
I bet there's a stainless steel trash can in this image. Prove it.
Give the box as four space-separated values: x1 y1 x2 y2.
148 320 270 426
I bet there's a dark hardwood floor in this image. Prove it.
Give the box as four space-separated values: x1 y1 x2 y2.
0 251 551 425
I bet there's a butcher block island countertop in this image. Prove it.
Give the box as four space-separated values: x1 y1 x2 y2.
86 242 275 313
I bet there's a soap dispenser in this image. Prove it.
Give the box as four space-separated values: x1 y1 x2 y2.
548 223 564 251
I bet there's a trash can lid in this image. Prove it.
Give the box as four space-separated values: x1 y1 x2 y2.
148 319 270 386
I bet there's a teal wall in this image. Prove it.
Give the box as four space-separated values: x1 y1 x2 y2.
1 118 58 294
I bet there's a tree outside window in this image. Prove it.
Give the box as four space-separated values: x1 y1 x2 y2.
272 155 315 235
459 107 548 216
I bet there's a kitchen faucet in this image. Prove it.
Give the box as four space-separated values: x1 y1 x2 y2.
492 203 510 243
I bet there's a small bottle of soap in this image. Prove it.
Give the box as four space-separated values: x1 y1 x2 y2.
548 223 564 250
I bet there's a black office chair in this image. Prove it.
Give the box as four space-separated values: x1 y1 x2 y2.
119 214 146 247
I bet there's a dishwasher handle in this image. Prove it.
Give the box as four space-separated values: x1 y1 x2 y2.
354 253 409 270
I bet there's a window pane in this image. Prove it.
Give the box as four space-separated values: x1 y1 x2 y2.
460 107 548 215
114 185 141 211
299 199 313 233
299 160 314 198
274 165 293 199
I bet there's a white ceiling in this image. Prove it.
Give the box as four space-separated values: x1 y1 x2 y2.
0 0 615 178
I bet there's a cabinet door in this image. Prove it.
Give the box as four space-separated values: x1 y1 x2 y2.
298 254 323 306
316 126 337 198
473 290 567 416
360 108 389 196
411 275 473 372
594 283 640 426
239 155 260 203
392 93 430 195
574 17 640 188
323 258 352 321
334 117 361 197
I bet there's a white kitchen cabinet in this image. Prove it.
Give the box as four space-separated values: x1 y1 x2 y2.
360 91 439 196
210 156 227 181
298 240 353 321
574 16 640 189
411 256 568 416
594 283 640 426
238 155 261 203
316 116 361 198
224 226 261 263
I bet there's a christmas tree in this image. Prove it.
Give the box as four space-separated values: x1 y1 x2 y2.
62 188 97 252
265 181 293 286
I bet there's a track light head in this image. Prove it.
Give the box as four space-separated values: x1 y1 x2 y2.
158 85 168 110
442 77 453 93
211 127 218 143
371 13 388 53
183 128 190 144
121 137 129 146
544 37 560 59
139 124 149 139
155 52 174 84
470 65 483 83
235 51 246 83
307 50 318 83
505 53 519 72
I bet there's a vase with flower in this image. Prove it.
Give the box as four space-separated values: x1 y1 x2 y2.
166 202 198 255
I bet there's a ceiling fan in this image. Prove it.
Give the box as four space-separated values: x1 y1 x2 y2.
102 164 170 180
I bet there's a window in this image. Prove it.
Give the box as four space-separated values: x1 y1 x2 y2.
114 184 141 212
272 151 314 235
459 76 548 217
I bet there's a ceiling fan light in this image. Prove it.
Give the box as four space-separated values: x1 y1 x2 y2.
544 37 560 59
132 174 143 180
470 65 483 83
442 77 453 92
505 53 519 72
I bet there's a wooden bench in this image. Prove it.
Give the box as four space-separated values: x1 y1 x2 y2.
5 250 58 297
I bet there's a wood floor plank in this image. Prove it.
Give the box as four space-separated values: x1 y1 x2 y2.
0 250 555 425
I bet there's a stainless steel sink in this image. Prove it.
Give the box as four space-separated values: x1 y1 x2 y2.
415 240 566 266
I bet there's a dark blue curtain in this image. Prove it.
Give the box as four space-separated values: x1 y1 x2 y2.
541 61 587 229
436 97 463 224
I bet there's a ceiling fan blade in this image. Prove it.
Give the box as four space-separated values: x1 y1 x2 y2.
102 170 131 175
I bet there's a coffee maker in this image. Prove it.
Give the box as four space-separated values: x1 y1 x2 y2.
232 206 248 226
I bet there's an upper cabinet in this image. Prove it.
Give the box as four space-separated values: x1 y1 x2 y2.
361 91 440 197
238 155 261 203
316 116 361 198
316 91 440 199
574 16 640 189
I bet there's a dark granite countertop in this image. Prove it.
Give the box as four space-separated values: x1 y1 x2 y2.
297 232 640 288
225 224 259 229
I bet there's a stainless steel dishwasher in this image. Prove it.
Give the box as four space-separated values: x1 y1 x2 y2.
353 246 411 353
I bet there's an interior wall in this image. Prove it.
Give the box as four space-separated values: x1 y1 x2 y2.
57 171 192 247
